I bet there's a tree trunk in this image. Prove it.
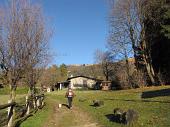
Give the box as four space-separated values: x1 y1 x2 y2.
139 24 156 85
142 38 156 85
129 26 139 70
7 104 14 127
8 84 16 127
125 50 131 88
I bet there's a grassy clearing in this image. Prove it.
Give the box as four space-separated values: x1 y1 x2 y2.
0 94 27 127
0 86 29 95
20 96 54 127
0 86 28 105
0 94 26 105
0 86 29 105
49 86 170 127
19 86 170 127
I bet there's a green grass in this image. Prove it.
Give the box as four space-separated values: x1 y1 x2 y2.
0 86 29 95
19 86 170 127
20 96 54 127
0 94 26 105
0 94 27 127
49 86 170 127
0 86 28 104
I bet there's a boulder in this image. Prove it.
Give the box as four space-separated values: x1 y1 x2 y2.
124 109 139 125
93 100 104 107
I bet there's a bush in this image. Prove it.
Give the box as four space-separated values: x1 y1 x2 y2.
130 71 147 88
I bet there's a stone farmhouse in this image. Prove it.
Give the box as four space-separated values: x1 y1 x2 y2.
67 75 102 89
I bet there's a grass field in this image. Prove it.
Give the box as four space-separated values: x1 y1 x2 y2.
20 97 55 127
0 86 28 105
16 86 170 127
49 86 170 127
0 86 29 95
0 87 28 127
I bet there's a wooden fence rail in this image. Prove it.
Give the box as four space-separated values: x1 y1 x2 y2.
0 94 45 127
0 102 16 110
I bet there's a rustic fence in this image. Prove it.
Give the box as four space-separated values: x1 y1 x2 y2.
0 94 45 127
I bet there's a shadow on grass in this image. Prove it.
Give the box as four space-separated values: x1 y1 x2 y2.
105 114 121 123
0 111 8 127
89 104 104 107
62 103 69 109
141 88 170 98
104 98 170 104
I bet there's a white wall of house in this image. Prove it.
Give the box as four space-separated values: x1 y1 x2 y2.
69 77 96 89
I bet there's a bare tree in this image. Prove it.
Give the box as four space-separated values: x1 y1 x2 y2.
109 0 157 85
20 2 51 96
0 0 51 101
107 26 133 87
94 49 114 81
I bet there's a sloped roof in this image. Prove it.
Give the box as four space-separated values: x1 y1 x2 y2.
67 75 102 81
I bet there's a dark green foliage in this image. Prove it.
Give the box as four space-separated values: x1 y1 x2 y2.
161 3 170 38
60 64 67 78
143 0 170 84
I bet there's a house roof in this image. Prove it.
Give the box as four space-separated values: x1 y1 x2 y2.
67 75 102 81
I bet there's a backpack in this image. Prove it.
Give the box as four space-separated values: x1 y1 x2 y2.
68 91 74 97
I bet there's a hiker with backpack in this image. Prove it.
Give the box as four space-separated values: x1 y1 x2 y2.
65 88 75 109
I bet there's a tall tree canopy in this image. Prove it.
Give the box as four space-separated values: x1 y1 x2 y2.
109 0 170 85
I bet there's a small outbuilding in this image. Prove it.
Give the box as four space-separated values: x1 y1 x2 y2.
54 81 70 90
100 81 112 90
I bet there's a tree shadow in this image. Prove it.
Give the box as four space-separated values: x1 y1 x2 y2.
89 104 101 107
104 98 170 104
0 111 8 126
141 88 170 98
105 114 121 123
62 103 69 109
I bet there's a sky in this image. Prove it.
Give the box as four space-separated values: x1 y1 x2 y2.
42 0 109 65
0 0 110 66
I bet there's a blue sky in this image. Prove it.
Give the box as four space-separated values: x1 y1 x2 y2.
0 0 109 65
42 0 109 65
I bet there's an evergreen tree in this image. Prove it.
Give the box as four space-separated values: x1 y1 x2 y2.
161 1 170 39
59 64 68 81
143 0 170 84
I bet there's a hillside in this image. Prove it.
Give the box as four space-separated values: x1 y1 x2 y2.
67 64 105 80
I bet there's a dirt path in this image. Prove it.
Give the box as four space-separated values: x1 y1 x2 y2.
44 103 100 127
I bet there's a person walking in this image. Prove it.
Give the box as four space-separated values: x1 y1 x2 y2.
65 88 75 109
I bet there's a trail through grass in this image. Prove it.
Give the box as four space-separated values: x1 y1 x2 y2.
21 94 99 127
20 86 170 127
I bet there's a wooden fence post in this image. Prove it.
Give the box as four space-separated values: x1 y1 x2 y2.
7 100 11 116
37 97 40 107
7 100 14 127
26 96 30 115
42 95 44 106
33 96 37 109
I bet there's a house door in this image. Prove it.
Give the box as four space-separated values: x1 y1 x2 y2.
83 80 87 87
